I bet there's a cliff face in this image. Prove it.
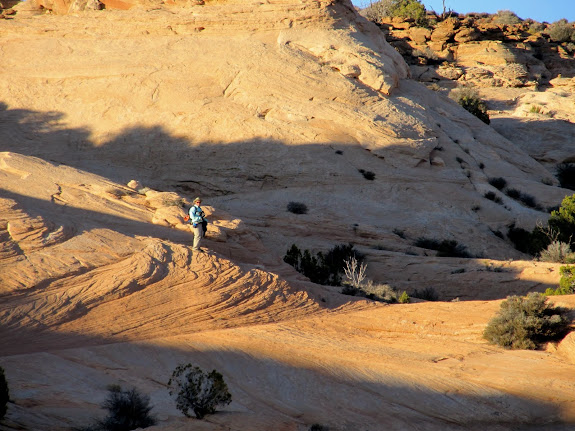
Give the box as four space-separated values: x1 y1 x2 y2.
378 13 575 178
1 2 575 430
380 14 575 86
1 0 568 262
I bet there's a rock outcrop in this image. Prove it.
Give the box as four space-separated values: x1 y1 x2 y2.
1 2 575 430
379 13 575 88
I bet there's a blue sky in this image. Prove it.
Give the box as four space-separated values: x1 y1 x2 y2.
353 0 575 23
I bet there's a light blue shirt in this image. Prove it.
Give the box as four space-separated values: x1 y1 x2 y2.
189 205 207 226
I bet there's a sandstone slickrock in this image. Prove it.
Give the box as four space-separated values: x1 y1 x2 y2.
1 1 575 430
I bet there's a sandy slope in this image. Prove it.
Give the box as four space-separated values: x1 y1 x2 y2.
1 152 575 431
2 299 575 431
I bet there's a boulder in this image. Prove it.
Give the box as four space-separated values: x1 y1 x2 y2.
431 17 459 43
410 27 431 44
436 64 463 80
454 27 480 43
127 180 143 191
557 332 575 365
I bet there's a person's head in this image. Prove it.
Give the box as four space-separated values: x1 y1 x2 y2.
194 197 202 205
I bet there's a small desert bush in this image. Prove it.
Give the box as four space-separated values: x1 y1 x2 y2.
0 366 8 420
450 87 490 124
548 194 575 245
545 265 575 295
168 364 232 420
284 243 362 286
504 188 521 199
361 281 399 302
548 19 575 43
162 197 185 207
411 286 439 301
518 193 538 209
560 265 575 292
309 425 330 431
358 169 376 180
398 291 410 303
89 385 156 431
529 104 543 114
360 0 391 22
484 191 502 204
504 188 542 210
360 0 427 25
493 10 521 25
507 223 550 256
539 241 575 264
483 293 570 350
389 0 427 25
527 20 545 35
340 257 401 303
287 201 308 214
342 279 401 303
105 188 129 199
556 163 575 190
414 237 471 257
488 177 507 190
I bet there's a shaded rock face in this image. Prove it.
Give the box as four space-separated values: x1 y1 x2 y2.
1 0 570 266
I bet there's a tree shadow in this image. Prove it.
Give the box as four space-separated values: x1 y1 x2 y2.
0 101 570 305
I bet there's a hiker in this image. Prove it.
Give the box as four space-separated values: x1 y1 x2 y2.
189 197 208 252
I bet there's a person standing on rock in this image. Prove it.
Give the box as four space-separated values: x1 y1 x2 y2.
189 197 208 252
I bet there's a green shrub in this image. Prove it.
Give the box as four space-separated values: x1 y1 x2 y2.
284 243 362 286
414 237 471 257
389 0 427 25
529 104 543 114
548 194 575 245
450 87 490 124
168 364 232 420
95 385 156 431
398 291 410 303
545 266 575 295
546 265 575 296
0 366 8 420
360 0 427 25
287 201 308 214
548 19 575 42
488 177 507 190
483 293 570 349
